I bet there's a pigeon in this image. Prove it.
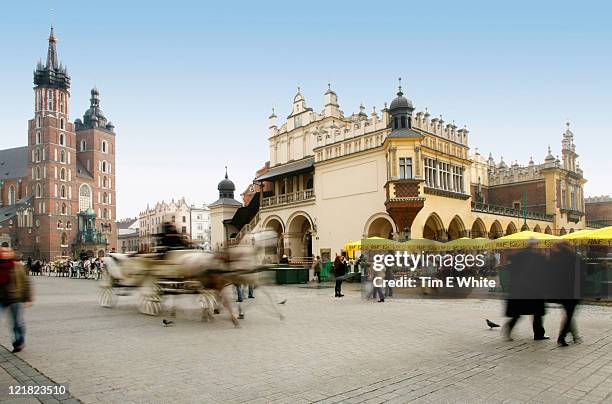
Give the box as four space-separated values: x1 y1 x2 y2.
278 299 287 305
486 319 500 329
162 319 174 326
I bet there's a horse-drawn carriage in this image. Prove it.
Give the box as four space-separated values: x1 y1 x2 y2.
99 230 281 325
49 256 73 277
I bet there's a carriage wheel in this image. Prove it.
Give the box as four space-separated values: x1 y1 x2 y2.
138 279 162 316
98 286 116 308
196 290 217 322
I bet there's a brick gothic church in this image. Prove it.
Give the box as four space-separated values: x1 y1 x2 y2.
0 27 117 259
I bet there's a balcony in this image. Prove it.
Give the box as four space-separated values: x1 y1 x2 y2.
560 207 585 223
261 190 315 208
471 201 554 222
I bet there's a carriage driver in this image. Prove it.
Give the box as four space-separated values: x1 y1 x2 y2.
156 222 190 256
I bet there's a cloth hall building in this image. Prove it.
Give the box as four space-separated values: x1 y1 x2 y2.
210 82 588 261
0 28 117 259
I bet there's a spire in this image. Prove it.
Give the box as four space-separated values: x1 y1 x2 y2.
46 26 58 70
35 26 70 89
397 77 403 97
225 166 228 179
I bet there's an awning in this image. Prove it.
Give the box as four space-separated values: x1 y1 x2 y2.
256 157 314 181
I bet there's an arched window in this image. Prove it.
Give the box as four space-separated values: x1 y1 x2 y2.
47 89 54 110
35 166 41 180
80 140 86 151
400 116 407 128
79 184 92 212
7 186 16 205
66 220 72 229
61 203 67 215
60 168 66 180
36 116 42 128
35 183 42 198
101 161 107 172
103 176 108 188
59 133 64 146
35 149 41 162
36 131 41 144
61 185 66 198
60 118 65 130
103 208 108 219
102 141 107 153
57 220 62 229
61 232 67 245
103 192 108 204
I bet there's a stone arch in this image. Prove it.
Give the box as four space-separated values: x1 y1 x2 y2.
544 225 552 234
262 215 285 259
364 213 396 239
262 215 285 233
533 224 542 233
423 213 445 241
287 211 314 258
506 222 518 235
489 221 503 239
447 216 466 241
559 227 567 236
470 218 487 238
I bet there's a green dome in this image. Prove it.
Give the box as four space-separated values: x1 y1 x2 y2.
81 207 96 217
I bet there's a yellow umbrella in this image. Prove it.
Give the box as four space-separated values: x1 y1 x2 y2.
572 226 612 247
561 229 593 239
489 230 561 249
398 238 444 252
443 237 489 251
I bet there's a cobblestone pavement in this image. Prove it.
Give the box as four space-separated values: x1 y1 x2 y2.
1 277 611 404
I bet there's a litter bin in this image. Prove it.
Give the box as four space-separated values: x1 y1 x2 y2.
276 266 298 284
320 261 333 281
297 267 309 283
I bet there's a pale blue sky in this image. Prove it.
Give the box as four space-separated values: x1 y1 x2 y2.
1 0 610 218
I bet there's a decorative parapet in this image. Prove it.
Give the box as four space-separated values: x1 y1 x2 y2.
261 190 315 209
471 201 554 222
424 187 470 200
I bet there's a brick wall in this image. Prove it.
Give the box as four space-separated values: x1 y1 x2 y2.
487 180 547 214
585 200 612 225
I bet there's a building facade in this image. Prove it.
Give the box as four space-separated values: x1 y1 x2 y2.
212 81 589 261
585 196 612 228
138 198 211 251
0 27 117 259
117 217 139 254
190 204 211 250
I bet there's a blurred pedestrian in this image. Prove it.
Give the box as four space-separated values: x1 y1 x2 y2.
333 255 345 297
548 241 581 346
502 240 549 341
312 256 322 283
0 244 33 353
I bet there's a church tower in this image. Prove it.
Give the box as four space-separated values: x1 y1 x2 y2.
561 121 578 172
74 87 117 253
28 27 77 258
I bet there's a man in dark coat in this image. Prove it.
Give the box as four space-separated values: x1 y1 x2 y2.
503 241 549 341
333 255 346 297
548 241 581 346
